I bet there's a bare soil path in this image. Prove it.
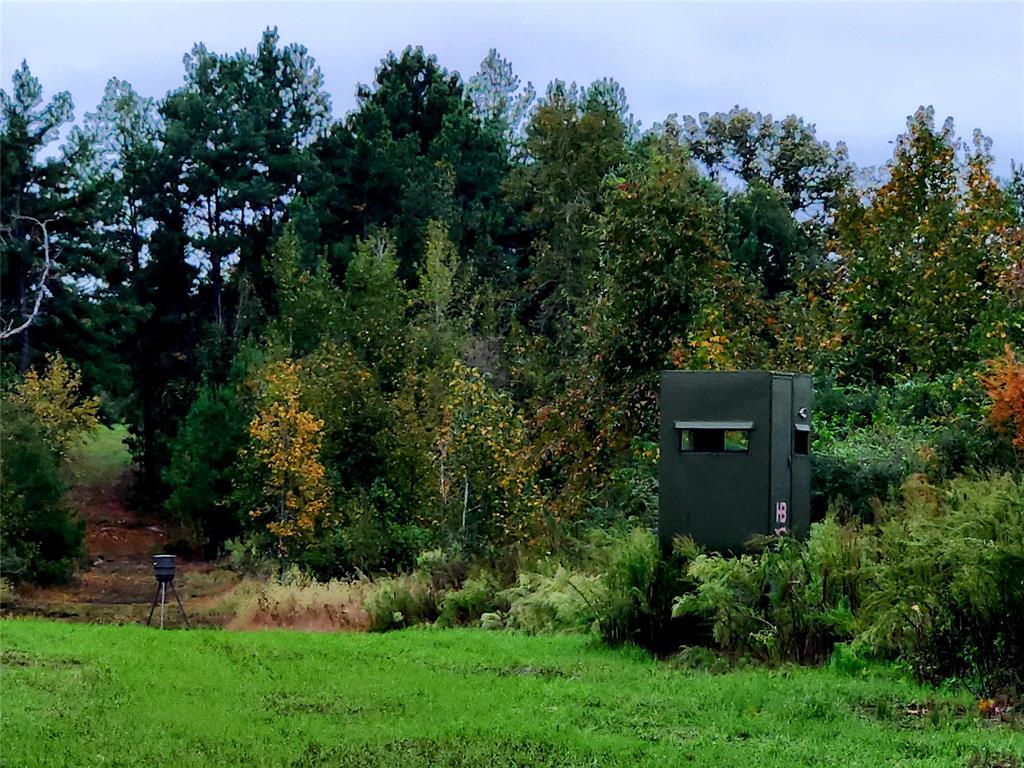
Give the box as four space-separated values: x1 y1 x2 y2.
11 427 240 626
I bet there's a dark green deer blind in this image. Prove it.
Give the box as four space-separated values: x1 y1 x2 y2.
658 371 811 550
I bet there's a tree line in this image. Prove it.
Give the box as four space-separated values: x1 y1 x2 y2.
2 29 1021 580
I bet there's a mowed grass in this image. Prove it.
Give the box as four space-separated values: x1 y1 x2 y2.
66 424 131 487
2 621 1021 767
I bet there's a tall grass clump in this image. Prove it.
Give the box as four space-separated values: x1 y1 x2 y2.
586 527 702 651
489 528 700 651
364 572 439 631
499 567 604 634
227 567 372 631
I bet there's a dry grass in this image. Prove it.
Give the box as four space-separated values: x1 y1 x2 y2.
225 575 374 632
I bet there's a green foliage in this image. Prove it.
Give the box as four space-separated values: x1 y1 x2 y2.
829 642 872 677
0 576 14 608
301 341 388 494
411 220 465 368
673 475 1023 692
437 572 503 627
507 77 631 335
303 45 510 283
4 36 1021 695
268 226 344 357
0 356 99 584
163 383 247 552
364 573 439 631
812 426 923 522
674 517 868 664
436 361 539 548
320 484 430 576
682 107 852 215
834 108 1021 382
488 528 695 652
467 49 535 144
588 139 723 397
8 353 100 458
161 28 329 314
224 535 278 578
858 474 1024 693
587 527 664 647
1 61 122 394
596 438 659 527
415 546 470 591
340 234 409 387
500 567 604 635
811 377 1019 521
0 401 83 583
725 182 814 298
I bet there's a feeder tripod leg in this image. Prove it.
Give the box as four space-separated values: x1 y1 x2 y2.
170 581 191 629
146 582 162 626
159 581 166 629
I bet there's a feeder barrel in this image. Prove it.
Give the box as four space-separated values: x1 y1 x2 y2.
153 554 176 582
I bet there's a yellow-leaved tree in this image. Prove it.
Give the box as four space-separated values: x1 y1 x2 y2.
9 353 100 458
435 361 540 548
244 359 332 552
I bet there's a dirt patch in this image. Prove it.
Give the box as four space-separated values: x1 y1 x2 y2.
10 470 240 626
75 481 169 559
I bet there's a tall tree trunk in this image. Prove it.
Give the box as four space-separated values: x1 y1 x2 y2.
141 352 158 492
211 255 223 328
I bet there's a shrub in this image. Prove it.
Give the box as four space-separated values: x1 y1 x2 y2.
282 491 431 581
928 419 1018 479
587 527 692 650
163 384 247 554
494 528 698 651
593 527 661 645
7 353 100 458
857 474 1024 693
669 645 732 674
812 381 879 436
812 423 924 523
809 373 1019 519
590 438 659 529
416 546 469 590
674 517 868 664
829 642 871 677
329 486 430 577
364 573 439 631
500 567 604 634
0 577 15 609
437 573 503 627
224 535 279 578
0 401 84 584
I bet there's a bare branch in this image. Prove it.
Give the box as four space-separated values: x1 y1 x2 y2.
0 216 57 340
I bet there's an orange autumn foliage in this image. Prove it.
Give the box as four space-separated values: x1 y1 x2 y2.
980 345 1024 452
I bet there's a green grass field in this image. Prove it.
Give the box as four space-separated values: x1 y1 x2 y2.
1 620 1020 767
66 424 132 487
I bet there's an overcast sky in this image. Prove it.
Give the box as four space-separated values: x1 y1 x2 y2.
2 1 1022 175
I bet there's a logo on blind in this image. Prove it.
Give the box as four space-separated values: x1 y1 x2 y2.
774 501 788 535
